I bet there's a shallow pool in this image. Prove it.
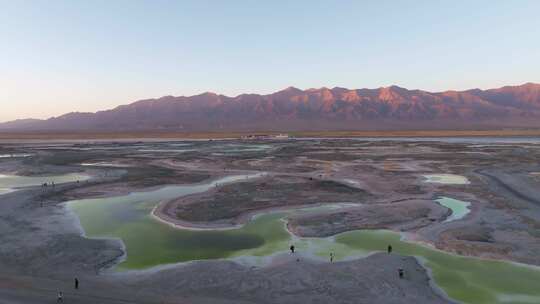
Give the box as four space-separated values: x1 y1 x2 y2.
0 188 14 195
423 174 470 185
436 197 471 222
80 162 132 168
0 153 32 158
68 175 540 304
0 172 90 194
213 144 273 154
336 230 540 304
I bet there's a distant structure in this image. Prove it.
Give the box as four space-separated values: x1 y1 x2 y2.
241 133 290 140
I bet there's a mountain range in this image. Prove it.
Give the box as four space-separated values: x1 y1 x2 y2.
2 83 540 132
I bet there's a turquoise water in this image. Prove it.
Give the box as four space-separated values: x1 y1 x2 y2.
436 197 471 222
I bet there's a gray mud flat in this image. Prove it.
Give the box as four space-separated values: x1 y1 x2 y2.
126 253 451 304
160 174 371 227
288 199 450 237
2 138 540 303
0 254 451 304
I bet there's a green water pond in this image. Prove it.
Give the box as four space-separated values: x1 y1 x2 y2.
68 175 540 304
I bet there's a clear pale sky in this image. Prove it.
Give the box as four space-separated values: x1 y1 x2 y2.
1 0 539 122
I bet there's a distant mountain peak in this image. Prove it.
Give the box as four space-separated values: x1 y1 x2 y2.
198 91 218 96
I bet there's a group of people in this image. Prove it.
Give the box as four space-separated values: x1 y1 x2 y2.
56 243 405 302
289 243 404 278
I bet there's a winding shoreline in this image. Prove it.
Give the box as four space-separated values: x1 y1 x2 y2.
151 200 360 231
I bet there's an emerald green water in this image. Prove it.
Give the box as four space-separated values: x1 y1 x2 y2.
336 231 540 304
68 175 540 304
